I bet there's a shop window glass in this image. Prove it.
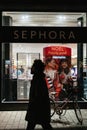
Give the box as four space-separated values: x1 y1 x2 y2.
83 44 87 99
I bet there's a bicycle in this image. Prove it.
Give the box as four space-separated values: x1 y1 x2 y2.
49 85 83 125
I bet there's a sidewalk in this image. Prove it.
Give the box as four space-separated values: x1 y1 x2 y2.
0 109 87 130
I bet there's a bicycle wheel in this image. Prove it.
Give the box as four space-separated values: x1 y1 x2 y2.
56 101 67 117
50 98 55 117
73 100 83 125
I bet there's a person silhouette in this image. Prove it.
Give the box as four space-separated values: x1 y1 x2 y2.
25 59 53 130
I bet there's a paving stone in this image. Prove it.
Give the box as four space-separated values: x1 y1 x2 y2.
0 110 87 130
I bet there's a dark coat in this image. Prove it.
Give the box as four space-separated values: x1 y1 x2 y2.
25 73 51 124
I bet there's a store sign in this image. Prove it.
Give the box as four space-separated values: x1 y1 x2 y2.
0 26 87 43
43 46 71 56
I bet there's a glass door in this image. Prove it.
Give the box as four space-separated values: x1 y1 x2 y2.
17 53 40 100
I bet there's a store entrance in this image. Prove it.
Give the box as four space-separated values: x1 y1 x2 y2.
1 12 87 104
16 53 40 100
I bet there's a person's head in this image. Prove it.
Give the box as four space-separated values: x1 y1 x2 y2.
59 59 70 74
45 57 57 69
60 59 68 69
20 65 24 69
31 59 45 74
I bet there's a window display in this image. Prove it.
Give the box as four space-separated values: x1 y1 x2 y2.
43 46 72 100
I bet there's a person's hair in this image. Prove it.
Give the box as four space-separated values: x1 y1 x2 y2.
45 57 52 65
31 59 45 74
60 59 68 64
59 59 70 74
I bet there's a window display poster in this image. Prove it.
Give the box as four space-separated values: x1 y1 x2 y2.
43 46 72 100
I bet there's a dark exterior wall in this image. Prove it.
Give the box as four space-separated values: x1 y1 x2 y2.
0 0 87 12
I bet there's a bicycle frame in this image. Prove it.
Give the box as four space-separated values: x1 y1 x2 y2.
50 87 83 124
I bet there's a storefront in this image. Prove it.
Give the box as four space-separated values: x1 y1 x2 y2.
0 0 87 110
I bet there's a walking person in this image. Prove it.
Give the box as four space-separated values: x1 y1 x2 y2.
25 59 53 130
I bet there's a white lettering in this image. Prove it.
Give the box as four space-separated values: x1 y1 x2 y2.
60 31 66 39
31 31 37 39
14 30 19 39
22 30 27 39
48 31 57 39
68 31 75 39
39 31 46 39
